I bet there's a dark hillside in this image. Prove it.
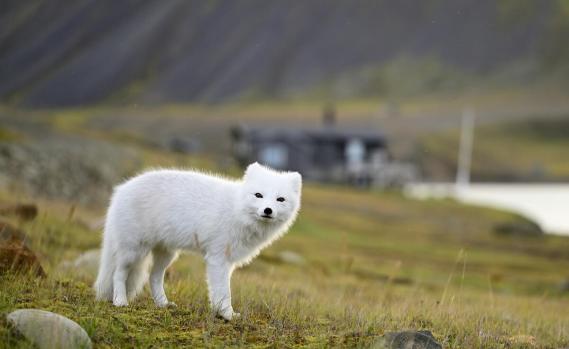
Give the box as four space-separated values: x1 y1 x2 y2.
0 0 565 106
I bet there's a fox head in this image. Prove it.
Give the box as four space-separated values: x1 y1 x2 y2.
239 162 302 226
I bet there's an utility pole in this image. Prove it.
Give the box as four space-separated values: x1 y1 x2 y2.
456 108 475 187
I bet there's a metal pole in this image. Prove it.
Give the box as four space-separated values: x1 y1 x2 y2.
456 108 475 187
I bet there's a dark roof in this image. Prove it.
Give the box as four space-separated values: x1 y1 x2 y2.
232 125 387 145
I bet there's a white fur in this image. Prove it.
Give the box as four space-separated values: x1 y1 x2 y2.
94 162 301 320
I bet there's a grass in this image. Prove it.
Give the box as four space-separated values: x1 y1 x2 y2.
1 185 569 348
1 104 569 347
7 81 569 125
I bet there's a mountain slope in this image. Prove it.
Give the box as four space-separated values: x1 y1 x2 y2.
0 0 565 106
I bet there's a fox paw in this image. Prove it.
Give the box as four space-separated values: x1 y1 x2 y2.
113 299 129 307
156 301 177 308
217 310 240 321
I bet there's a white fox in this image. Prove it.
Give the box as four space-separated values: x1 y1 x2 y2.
94 163 302 320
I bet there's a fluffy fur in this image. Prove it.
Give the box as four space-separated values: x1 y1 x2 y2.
94 162 302 320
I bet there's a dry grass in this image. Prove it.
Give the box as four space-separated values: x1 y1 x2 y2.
1 104 569 347
1 184 569 348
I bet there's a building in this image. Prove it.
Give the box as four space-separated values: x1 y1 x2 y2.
230 123 417 187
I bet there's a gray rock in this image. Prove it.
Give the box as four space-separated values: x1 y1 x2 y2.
375 330 442 349
71 249 100 275
558 279 569 293
86 217 105 232
7 309 92 349
493 218 543 237
277 250 306 265
60 249 100 279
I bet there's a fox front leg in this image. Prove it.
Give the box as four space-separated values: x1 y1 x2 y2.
205 258 239 320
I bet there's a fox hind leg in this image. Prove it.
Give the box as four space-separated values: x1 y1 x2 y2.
150 248 178 307
113 249 149 306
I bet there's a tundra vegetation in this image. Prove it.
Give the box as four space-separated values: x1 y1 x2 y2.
0 106 568 348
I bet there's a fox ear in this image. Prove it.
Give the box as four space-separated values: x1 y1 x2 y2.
244 162 262 179
289 172 302 193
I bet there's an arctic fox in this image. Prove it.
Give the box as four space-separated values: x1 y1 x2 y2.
94 163 301 320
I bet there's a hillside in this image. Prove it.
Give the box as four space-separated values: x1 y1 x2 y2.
2 180 569 347
1 105 569 347
418 116 569 181
1 0 569 106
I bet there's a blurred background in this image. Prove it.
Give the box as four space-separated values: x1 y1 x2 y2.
1 1 569 346
2 0 569 228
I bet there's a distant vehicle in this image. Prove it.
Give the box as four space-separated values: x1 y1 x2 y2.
230 121 417 188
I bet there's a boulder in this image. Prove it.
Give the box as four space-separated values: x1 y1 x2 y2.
60 249 100 279
75 216 104 232
86 217 105 231
277 250 306 265
0 221 45 276
7 309 92 349
493 218 543 237
376 330 442 349
558 279 569 293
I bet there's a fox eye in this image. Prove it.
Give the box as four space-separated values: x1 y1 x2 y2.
254 193 263 198
276 197 285 202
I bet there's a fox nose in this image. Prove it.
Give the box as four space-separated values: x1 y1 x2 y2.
264 207 272 215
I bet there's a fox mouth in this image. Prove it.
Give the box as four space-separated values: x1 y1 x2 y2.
261 215 273 219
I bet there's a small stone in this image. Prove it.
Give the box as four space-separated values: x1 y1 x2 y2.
558 279 569 293
86 217 105 231
73 249 100 274
7 309 92 349
277 250 305 265
378 330 442 349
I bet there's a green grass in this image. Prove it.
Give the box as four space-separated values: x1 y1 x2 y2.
1 104 569 347
2 185 569 348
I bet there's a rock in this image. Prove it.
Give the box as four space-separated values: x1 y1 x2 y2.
277 250 306 265
0 221 45 277
493 218 543 237
377 330 442 349
352 268 413 285
75 216 105 232
86 217 105 231
7 309 92 349
558 279 569 293
60 249 100 279
0 203 38 221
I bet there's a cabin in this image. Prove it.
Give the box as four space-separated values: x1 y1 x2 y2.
230 123 416 187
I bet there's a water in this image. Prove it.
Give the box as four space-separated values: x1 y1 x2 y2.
405 183 569 236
